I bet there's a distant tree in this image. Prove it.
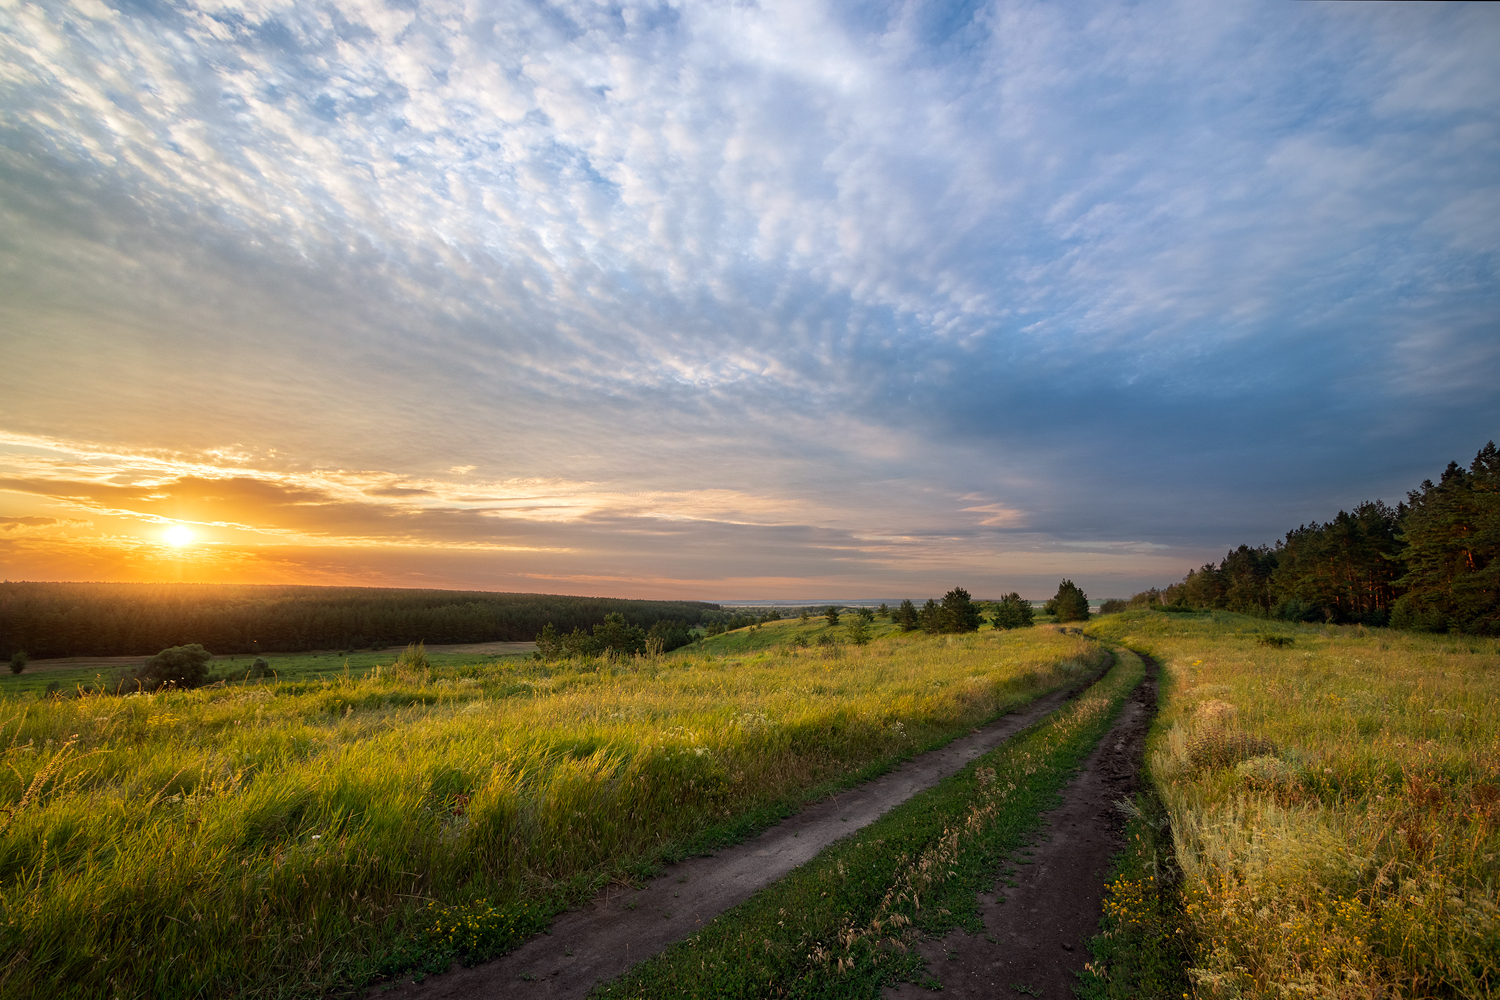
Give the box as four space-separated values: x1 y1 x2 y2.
938 587 983 633
895 599 920 632
876 603 890 619
857 606 876 625
247 656 271 678
990 593 1035 630
8 650 26 675
824 606 841 626
844 617 871 645
1045 580 1090 623
798 608 810 621
132 643 212 690
1098 599 1129 615
593 612 648 655
919 598 942 633
763 609 783 622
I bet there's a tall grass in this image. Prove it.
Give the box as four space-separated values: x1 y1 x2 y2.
1088 611 1500 998
0 626 1099 999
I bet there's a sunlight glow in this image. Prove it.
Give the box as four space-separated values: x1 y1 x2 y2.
164 524 194 547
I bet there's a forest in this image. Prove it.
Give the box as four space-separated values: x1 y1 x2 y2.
1134 441 1499 633
0 582 718 659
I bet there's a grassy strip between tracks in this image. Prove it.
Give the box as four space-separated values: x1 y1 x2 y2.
595 646 1145 1000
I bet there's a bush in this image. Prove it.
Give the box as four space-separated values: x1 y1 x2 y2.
8 651 27 675
247 656 272 678
1098 599 1128 615
990 593 1035 630
132 644 213 691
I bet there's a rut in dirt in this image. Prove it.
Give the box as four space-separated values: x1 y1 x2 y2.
884 653 1160 1000
372 667 1109 1000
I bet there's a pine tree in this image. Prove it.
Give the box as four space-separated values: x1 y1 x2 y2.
1046 580 1090 622
895 599 920 631
939 587 982 633
991 593 1035 629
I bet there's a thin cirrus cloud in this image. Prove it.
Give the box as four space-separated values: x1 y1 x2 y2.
0 0 1496 599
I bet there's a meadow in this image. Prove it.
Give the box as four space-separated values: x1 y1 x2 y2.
0 621 1103 999
1086 610 1500 998
0 648 533 699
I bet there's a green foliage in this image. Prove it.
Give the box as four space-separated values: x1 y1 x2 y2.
990 592 1035 630
877 602 890 619
894 599 920 632
536 613 654 660
1098 599 1128 615
7 651 25 676
130 643 213 690
1132 442 1500 635
824 606 841 626
1392 441 1500 635
937 586 983 633
1046 579 1090 622
843 618 870 645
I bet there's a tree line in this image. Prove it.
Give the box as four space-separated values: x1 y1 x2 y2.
0 582 718 659
1128 441 1499 634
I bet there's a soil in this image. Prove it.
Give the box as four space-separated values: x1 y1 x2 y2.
883 656 1158 1000
370 672 1106 1000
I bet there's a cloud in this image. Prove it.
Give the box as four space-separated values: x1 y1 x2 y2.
0 0 1496 596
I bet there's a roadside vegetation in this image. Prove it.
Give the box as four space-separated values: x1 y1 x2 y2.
1087 609 1500 997
598 646 1141 998
0 621 1101 999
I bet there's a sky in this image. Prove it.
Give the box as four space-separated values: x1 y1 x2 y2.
1 0 1497 601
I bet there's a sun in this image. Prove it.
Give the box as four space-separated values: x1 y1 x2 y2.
164 524 194 547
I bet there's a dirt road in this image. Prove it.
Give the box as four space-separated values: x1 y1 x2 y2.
373 672 1105 1000
884 656 1157 999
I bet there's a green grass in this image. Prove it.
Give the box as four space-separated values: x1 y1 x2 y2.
595 646 1143 999
0 648 533 698
0 627 1102 999
1086 610 1500 998
694 616 906 655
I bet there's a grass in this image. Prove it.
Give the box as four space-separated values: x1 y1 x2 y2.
0 625 1101 999
0 648 533 698
694 615 905 655
1086 610 1500 999
595 645 1141 998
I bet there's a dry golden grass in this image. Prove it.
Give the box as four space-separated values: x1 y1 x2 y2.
1089 610 1500 999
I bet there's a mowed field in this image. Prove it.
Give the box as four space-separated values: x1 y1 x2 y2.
0 620 1103 999
1086 610 1500 998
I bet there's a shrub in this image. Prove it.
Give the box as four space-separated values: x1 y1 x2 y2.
1257 635 1294 648
132 644 212 690
990 593 1035 630
1098 598 1128 615
247 656 272 678
8 651 27 675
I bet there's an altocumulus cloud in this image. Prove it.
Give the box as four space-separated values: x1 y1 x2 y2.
0 0 1496 597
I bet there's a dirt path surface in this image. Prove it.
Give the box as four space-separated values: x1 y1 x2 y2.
883 656 1157 1000
373 672 1106 1000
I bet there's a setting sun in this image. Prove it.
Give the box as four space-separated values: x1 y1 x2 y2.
164 524 194 547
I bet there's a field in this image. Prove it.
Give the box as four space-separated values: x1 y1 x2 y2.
0 646 538 698
1086 610 1500 998
0 621 1102 999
